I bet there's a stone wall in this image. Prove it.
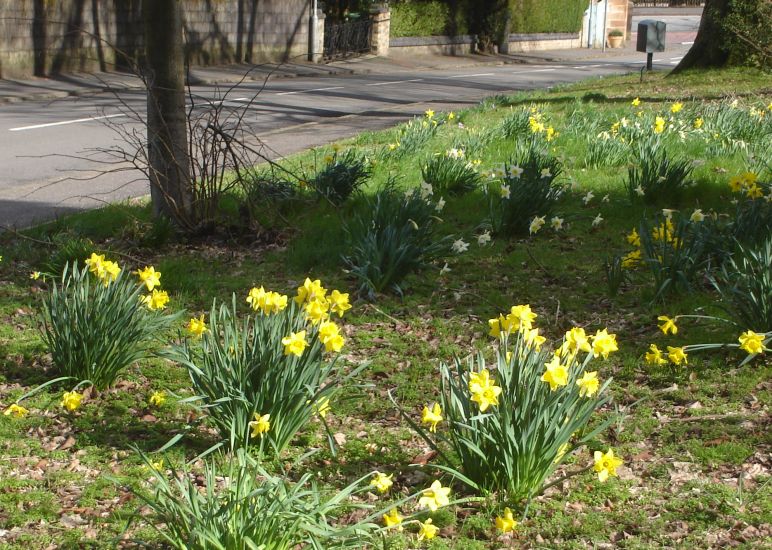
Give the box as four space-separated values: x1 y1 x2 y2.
0 0 312 79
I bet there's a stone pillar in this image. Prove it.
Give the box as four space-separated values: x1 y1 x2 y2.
370 7 390 57
309 8 325 63
607 0 630 41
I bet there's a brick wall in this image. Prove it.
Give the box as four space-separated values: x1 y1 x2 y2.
0 0 312 79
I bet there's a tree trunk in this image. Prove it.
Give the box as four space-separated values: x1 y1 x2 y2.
672 0 730 73
143 0 192 226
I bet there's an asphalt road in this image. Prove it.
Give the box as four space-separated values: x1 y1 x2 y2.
0 46 692 229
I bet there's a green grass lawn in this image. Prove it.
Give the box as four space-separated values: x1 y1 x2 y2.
0 67 770 549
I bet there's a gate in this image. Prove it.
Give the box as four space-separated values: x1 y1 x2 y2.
323 17 373 60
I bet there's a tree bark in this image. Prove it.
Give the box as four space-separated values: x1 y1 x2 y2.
671 0 739 73
143 0 192 226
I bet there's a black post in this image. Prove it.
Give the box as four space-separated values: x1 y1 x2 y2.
646 52 653 70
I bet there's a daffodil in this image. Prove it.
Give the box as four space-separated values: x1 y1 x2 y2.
529 215 546 235
187 314 208 338
61 391 83 412
645 344 667 366
30 271 41 280
149 391 166 407
263 292 288 314
383 508 403 528
246 286 268 311
144 289 170 310
631 97 641 107
591 329 618 359
690 209 705 222
507 304 537 332
670 102 683 113
313 396 331 418
418 480 451 511
627 228 641 247
738 330 766 355
693 117 703 129
468 369 502 411
417 518 439 540
318 321 345 353
329 290 351 317
666 346 688 365
370 471 393 494
85 252 106 277
425 109 435 119
305 298 330 325
4 403 29 418
654 116 666 134
495 507 518 533
421 402 443 432
249 412 270 438
657 315 678 335
551 216 564 231
562 327 592 355
282 331 308 357
136 266 161 291
100 260 121 285
594 448 623 482
452 239 469 253
576 371 600 397
295 278 326 305
541 355 568 391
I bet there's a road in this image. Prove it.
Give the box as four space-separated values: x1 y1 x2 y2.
0 46 692 229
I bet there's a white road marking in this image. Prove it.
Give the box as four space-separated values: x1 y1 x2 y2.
276 86 344 96
448 73 495 78
9 113 127 132
669 57 683 61
681 41 694 45
366 79 424 86
515 68 557 74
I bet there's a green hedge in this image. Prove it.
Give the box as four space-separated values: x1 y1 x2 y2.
508 0 587 34
390 1 469 37
389 0 585 39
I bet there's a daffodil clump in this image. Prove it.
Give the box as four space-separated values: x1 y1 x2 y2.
168 279 362 453
40 257 178 389
403 305 618 501
645 314 770 370
486 141 564 237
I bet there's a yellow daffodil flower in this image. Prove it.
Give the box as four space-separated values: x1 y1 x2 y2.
541 355 568 391
507 304 537 332
418 518 439 540
318 321 345 353
591 329 618 359
4 403 29 418
631 97 641 107
419 480 451 511
653 116 666 134
468 369 502 411
295 278 326 305
576 371 600 397
136 266 161 291
61 391 83 412
626 228 641 247
313 396 331 418
305 297 330 325
85 252 106 277
187 314 208 338
144 289 170 310
645 344 667 366
282 330 308 357
421 402 443 432
670 102 683 113
666 346 688 365
149 391 166 407
594 448 623 482
30 271 41 280
249 412 270 438
370 471 393 494
329 289 352 317
657 315 678 335
383 508 403 528
738 330 766 355
495 507 518 533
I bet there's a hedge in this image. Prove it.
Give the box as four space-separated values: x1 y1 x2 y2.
389 0 586 38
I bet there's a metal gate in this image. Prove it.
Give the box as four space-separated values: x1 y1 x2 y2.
323 17 373 60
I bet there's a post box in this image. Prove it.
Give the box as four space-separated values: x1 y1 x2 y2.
636 20 666 53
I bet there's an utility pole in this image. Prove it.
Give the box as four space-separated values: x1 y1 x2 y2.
308 0 318 62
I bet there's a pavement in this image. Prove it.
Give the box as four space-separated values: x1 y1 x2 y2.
0 13 699 229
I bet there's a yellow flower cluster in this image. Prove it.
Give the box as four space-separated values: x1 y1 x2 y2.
246 286 288 315
728 172 765 200
528 109 558 141
85 253 121 286
134 265 170 311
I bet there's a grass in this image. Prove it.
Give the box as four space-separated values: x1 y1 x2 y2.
0 68 771 548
